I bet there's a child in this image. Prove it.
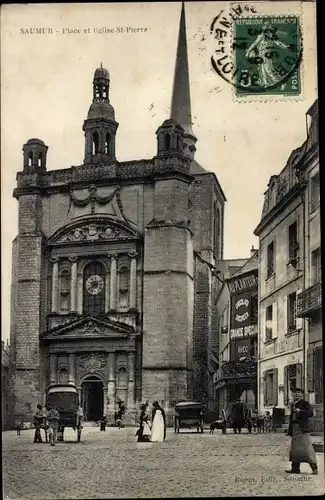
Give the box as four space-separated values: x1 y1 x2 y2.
16 420 22 436
142 415 151 442
264 411 272 432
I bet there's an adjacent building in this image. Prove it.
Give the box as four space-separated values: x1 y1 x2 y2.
10 4 226 424
2 341 12 430
214 248 258 414
254 100 321 428
295 100 322 431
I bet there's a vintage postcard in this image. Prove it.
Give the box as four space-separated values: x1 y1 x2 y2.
1 1 322 499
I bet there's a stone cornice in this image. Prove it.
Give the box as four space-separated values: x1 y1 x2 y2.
254 181 308 237
13 155 196 198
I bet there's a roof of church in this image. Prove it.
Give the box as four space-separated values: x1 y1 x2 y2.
190 159 208 174
87 100 115 120
94 64 110 81
170 2 195 138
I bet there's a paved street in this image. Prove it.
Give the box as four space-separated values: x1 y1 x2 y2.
3 427 324 499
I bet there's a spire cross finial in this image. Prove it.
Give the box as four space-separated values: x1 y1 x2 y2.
100 62 103 68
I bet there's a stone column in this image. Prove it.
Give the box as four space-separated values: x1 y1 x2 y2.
103 387 108 416
129 252 138 309
69 257 78 313
109 254 117 310
51 258 59 313
77 272 83 315
49 354 57 385
107 352 116 420
128 352 135 408
68 353 76 385
105 258 110 312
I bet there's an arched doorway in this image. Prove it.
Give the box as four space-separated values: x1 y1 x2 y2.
81 375 104 421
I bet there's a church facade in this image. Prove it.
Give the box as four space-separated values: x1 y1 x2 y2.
10 4 226 423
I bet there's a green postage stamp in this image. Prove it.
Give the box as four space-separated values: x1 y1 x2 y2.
234 16 302 96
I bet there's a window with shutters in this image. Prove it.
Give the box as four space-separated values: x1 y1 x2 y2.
265 305 273 341
287 292 297 332
266 241 275 278
284 363 303 404
314 346 323 404
307 348 315 393
310 172 320 213
264 369 278 406
311 248 321 285
288 221 299 262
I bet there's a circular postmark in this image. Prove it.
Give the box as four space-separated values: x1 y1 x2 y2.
210 4 303 96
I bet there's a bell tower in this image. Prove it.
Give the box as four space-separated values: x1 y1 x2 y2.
83 64 119 164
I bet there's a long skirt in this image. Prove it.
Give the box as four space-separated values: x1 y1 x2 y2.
150 410 164 442
289 423 316 464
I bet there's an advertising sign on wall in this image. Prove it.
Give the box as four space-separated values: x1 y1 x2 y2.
230 338 254 361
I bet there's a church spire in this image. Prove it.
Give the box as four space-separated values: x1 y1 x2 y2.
170 2 197 158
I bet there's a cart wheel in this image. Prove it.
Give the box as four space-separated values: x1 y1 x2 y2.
77 428 81 442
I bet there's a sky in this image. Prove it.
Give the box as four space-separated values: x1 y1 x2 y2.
1 2 317 343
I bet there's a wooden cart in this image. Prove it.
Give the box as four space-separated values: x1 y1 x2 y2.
174 401 205 434
46 385 82 442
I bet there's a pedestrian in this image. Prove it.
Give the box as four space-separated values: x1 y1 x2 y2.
231 399 245 434
264 411 272 433
115 400 126 428
136 402 150 442
47 404 60 447
16 420 22 436
100 414 107 431
33 404 44 443
285 386 318 475
150 401 166 442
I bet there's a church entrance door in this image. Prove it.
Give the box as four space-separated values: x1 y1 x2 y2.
81 376 104 421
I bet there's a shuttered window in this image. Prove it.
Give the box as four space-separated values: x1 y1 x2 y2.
263 368 278 406
314 346 323 404
307 348 315 392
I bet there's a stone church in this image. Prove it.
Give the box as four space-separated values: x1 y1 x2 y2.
10 4 226 424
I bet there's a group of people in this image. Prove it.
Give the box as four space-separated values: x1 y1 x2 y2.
136 401 166 443
33 403 60 446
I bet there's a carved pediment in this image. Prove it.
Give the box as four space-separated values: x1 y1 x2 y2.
48 216 140 245
41 315 135 341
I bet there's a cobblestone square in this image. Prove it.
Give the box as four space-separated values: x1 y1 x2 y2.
2 427 324 499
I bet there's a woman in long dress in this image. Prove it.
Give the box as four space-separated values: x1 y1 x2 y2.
286 387 318 475
150 401 166 442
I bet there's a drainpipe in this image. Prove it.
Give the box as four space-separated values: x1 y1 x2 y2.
297 112 310 396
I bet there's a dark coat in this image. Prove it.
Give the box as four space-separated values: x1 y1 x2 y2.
288 399 313 436
152 406 166 440
231 402 245 427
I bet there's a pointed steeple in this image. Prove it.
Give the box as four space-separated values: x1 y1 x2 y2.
170 2 197 159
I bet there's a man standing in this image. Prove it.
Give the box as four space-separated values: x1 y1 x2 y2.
47 405 60 447
33 404 44 443
231 399 245 434
285 386 318 475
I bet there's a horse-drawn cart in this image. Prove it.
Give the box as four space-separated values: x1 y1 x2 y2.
174 401 205 433
46 385 82 442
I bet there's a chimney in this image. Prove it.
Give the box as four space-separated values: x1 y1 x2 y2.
250 245 258 257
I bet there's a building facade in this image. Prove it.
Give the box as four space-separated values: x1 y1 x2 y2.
214 250 258 414
10 4 226 424
2 341 13 430
254 100 321 428
295 101 322 431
